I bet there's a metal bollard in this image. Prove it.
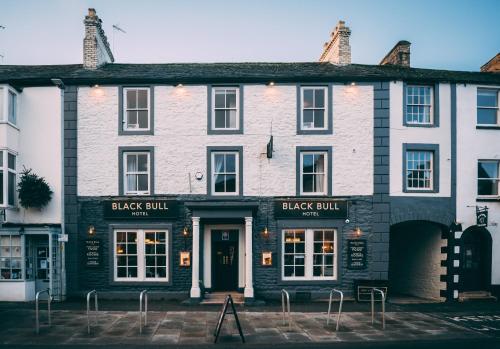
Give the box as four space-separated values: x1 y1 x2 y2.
86 290 98 334
327 289 343 331
35 288 52 334
281 289 291 331
139 290 148 334
371 288 386 329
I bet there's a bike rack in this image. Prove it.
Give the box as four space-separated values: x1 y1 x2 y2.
86 290 98 334
35 288 52 334
327 288 344 331
281 289 291 331
371 288 386 329
139 289 148 334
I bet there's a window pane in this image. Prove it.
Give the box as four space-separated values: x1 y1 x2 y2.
314 154 325 172
127 111 138 127
477 89 497 107
302 174 314 192
315 89 325 108
138 111 148 129
8 91 16 124
137 154 148 172
227 110 237 128
8 154 15 170
477 108 497 125
478 162 498 179
8 173 15 205
303 89 313 108
226 91 237 108
0 171 3 205
314 110 325 128
137 89 148 108
225 174 236 193
302 154 314 173
126 90 137 109
214 110 226 128
478 179 498 196
0 152 3 166
226 154 236 173
137 175 148 191
126 174 137 192
303 110 314 128
214 91 225 108
214 154 225 173
214 174 225 192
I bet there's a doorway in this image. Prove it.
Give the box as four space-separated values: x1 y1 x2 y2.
460 227 492 292
212 230 239 291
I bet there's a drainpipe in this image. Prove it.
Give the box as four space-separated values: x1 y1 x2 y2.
51 78 66 300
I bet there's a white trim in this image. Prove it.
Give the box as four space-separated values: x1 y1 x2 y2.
405 84 433 125
211 87 239 130
406 150 433 191
210 151 239 196
0 150 17 208
113 229 169 282
477 159 500 198
123 151 150 196
476 88 499 126
300 86 328 131
122 87 151 131
203 224 245 289
300 151 328 196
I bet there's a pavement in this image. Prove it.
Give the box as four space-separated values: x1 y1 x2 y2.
0 299 499 348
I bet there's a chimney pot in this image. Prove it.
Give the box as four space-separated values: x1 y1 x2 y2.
319 20 352 65
88 8 96 17
83 8 114 69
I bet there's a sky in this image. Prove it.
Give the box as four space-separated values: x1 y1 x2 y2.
0 0 499 71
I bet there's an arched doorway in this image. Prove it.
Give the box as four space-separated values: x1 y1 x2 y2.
389 220 447 301
460 226 492 292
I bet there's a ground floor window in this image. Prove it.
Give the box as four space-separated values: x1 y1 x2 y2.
114 229 168 282
0 235 22 280
282 229 337 280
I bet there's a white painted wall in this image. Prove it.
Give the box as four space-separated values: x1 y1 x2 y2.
389 81 452 197
2 87 62 224
0 281 35 301
455 83 500 285
77 84 374 197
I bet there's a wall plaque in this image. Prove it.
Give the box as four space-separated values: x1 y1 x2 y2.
103 199 178 219
274 199 348 219
476 206 488 227
84 238 101 268
347 239 367 270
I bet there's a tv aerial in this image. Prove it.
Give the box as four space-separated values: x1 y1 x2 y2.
112 24 127 57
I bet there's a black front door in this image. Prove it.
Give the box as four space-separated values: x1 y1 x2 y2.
212 230 238 291
461 228 492 292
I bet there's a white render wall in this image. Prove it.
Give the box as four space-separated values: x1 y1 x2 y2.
455 84 500 285
77 84 374 197
1 87 62 224
389 81 452 197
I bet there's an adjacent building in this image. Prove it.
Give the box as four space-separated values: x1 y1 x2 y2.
0 9 499 302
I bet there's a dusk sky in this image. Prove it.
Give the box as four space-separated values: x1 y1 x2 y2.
0 0 499 71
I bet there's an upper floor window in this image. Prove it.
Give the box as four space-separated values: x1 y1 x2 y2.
297 147 332 196
122 151 151 195
7 91 17 125
478 160 499 197
299 86 329 132
209 86 242 134
0 87 18 126
477 88 499 126
403 143 439 193
211 151 239 195
405 85 433 125
0 151 17 206
119 87 153 135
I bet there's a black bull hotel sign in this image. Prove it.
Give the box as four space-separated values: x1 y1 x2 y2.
103 199 178 219
274 199 348 219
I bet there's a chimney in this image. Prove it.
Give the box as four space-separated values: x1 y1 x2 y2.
380 41 411 67
319 21 351 65
481 53 500 73
83 8 114 69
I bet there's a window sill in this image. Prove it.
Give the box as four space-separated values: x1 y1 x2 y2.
403 123 437 128
0 279 25 282
207 128 243 135
476 125 500 130
0 121 20 131
297 129 333 135
403 189 438 194
119 129 154 136
476 197 500 202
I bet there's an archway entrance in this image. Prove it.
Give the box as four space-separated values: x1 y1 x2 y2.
460 226 492 292
389 220 446 301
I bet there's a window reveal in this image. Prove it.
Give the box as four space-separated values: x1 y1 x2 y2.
212 152 238 195
123 88 150 130
405 85 432 125
123 152 150 195
301 152 326 195
213 87 238 130
301 87 327 130
406 150 433 190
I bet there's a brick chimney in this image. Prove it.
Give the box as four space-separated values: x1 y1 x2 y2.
83 8 114 69
481 53 500 72
319 21 351 65
380 41 411 67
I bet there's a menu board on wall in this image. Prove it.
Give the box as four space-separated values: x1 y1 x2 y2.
84 238 101 268
347 239 367 270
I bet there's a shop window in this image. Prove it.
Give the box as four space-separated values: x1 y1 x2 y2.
208 86 242 134
121 150 152 196
0 150 17 206
298 149 331 196
114 229 168 282
403 144 439 193
282 229 337 281
477 88 499 126
208 147 243 196
478 160 499 197
298 86 332 134
119 87 153 135
0 235 22 280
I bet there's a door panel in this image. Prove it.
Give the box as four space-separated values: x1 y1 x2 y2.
461 229 492 292
212 230 238 291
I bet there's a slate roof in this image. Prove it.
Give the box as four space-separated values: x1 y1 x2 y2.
0 62 499 87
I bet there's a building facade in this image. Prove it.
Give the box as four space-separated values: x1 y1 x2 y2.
0 9 499 302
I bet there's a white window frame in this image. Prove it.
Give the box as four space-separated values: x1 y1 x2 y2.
281 229 337 281
0 86 18 127
211 87 240 131
300 151 328 196
211 151 239 196
477 160 500 198
122 87 151 131
0 234 25 281
300 86 328 131
113 229 169 282
477 88 499 126
0 150 17 207
406 150 433 191
123 151 150 196
405 85 433 125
